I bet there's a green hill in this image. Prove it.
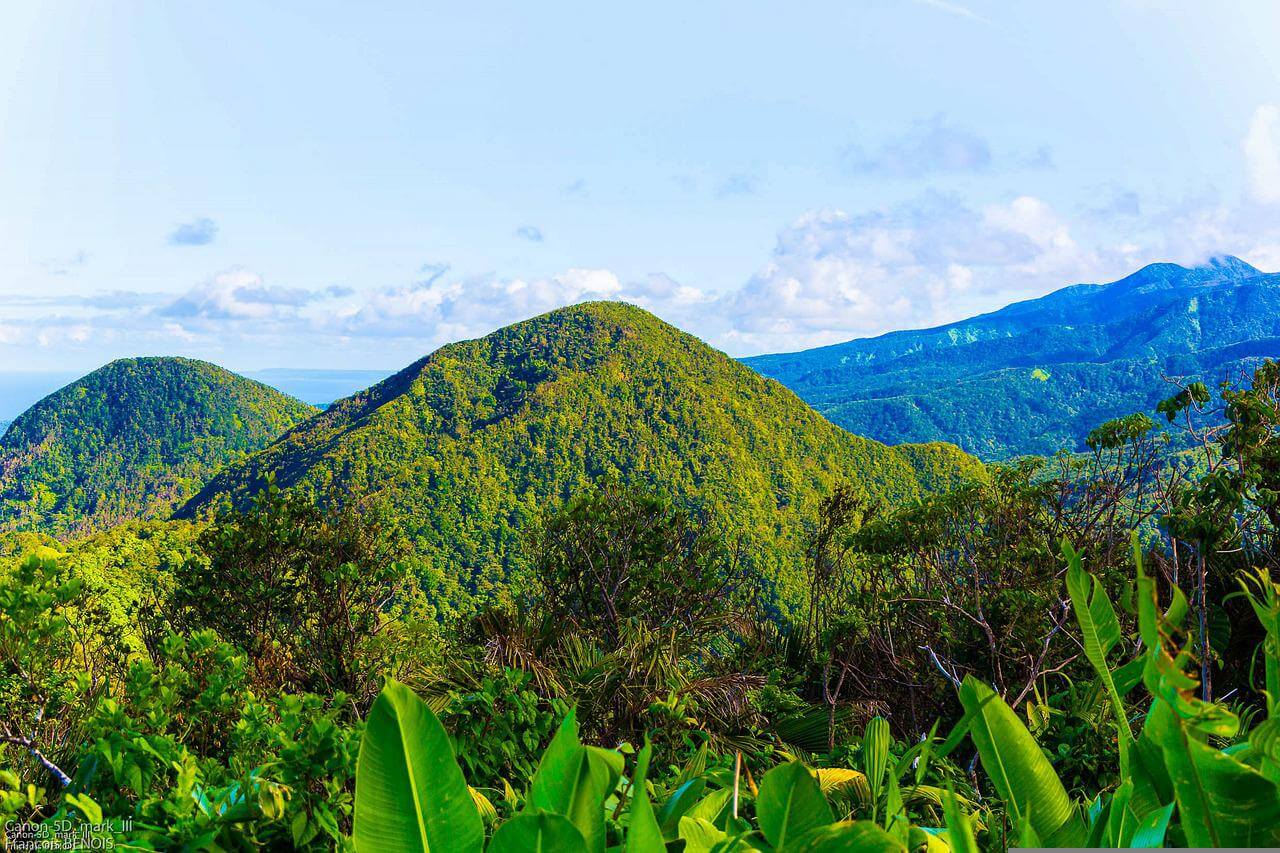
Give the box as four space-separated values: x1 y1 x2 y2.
0 358 316 535
180 302 983 616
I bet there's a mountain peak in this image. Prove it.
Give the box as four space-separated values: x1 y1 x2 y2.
0 358 316 535
1203 254 1259 276
180 303 982 617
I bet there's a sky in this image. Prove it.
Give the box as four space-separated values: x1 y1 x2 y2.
2 0 1280 372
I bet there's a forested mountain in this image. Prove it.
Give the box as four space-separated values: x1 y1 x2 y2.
745 256 1280 458
0 358 316 535
180 302 982 615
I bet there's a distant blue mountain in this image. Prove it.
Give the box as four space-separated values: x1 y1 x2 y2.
744 256 1280 459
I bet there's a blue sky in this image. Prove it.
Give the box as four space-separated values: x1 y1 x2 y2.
2 0 1280 371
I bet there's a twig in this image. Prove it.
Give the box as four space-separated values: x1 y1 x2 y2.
1 734 71 787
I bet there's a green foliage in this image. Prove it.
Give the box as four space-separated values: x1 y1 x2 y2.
180 302 983 620
0 357 315 535
439 667 569 790
168 477 439 703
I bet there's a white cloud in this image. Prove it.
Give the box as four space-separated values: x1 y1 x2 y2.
1245 104 1280 205
716 194 1122 352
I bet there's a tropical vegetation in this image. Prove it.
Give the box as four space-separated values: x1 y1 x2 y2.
2 304 1280 849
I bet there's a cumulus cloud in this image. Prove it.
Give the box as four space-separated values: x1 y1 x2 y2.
334 266 714 347
157 270 342 322
1245 104 1280 205
844 115 992 178
515 225 544 242
717 193 1128 352
167 217 219 246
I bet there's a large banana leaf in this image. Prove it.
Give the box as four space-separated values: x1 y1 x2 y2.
756 761 834 849
353 679 483 853
958 677 1085 847
1063 540 1134 774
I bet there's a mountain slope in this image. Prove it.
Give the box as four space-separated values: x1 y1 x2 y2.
0 358 316 535
180 302 982 616
745 256 1280 459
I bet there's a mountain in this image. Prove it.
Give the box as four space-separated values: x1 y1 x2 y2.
0 358 316 535
180 302 982 616
745 256 1280 459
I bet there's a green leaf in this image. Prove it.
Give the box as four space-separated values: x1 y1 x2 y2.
957 676 1085 847
757 761 835 849
487 810 589 853
657 777 707 839
527 710 621 853
685 787 732 824
625 740 665 853
1128 802 1174 848
784 820 906 852
862 717 891 822
941 784 979 853
678 816 728 853
64 792 102 825
1064 539 1134 775
1146 699 1280 847
353 679 483 853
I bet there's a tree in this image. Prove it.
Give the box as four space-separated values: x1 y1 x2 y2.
529 482 742 645
167 477 436 710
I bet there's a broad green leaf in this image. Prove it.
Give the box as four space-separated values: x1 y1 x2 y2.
941 784 978 853
527 710 620 853
756 761 834 849
625 741 665 853
487 810 589 853
685 787 732 825
957 677 1085 847
785 820 906 852
1147 699 1280 847
353 679 483 853
679 816 728 853
1064 540 1134 774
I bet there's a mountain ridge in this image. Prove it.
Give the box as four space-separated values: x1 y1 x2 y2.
179 301 983 616
744 256 1280 458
